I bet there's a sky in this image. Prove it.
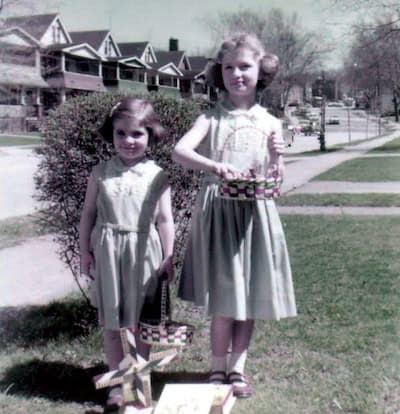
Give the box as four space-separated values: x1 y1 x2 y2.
5 0 360 69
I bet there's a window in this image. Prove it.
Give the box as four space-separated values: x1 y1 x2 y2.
144 47 152 63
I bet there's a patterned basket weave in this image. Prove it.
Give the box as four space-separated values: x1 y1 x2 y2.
219 167 282 200
139 320 195 346
139 277 195 347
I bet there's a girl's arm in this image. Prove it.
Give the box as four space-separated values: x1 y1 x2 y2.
268 121 285 179
79 172 98 277
156 183 175 282
172 114 239 178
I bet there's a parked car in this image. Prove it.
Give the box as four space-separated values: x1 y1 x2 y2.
327 101 344 107
299 120 316 135
327 115 340 125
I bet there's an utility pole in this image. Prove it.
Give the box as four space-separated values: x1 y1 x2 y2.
347 106 351 143
317 74 326 152
319 95 326 151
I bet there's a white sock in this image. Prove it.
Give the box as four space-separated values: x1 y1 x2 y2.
211 355 227 372
228 351 247 375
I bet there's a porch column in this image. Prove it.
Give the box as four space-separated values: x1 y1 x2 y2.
60 89 66 103
144 71 147 85
116 63 120 80
36 88 43 119
176 77 180 90
35 88 41 105
61 53 66 72
20 87 26 105
99 61 102 77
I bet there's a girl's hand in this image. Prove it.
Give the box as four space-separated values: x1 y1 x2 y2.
211 162 241 179
158 256 174 283
80 251 95 278
268 131 285 157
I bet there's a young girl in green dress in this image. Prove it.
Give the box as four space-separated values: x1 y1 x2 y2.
79 98 174 410
173 33 297 398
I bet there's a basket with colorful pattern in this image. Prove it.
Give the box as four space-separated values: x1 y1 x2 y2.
139 276 195 347
219 166 282 200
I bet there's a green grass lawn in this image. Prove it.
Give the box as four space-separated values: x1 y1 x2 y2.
0 134 42 147
277 193 400 207
0 215 47 249
0 215 399 413
369 136 400 153
314 156 400 181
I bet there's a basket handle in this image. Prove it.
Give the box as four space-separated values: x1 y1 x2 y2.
160 275 169 327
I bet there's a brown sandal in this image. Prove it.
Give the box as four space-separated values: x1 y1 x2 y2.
227 372 252 398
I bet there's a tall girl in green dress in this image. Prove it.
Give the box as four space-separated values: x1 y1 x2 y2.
173 33 297 398
79 98 174 410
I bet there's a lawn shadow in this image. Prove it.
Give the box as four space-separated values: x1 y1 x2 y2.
0 297 98 349
1 358 209 407
0 359 105 404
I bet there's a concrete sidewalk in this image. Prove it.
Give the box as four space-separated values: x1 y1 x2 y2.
281 128 400 194
0 235 78 307
1 127 399 308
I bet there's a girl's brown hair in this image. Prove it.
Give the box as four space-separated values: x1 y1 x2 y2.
98 97 165 144
205 32 279 91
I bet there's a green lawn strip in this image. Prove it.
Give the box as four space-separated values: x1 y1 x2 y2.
314 156 400 181
0 215 48 249
369 136 400 153
0 216 399 413
277 193 400 207
0 134 42 146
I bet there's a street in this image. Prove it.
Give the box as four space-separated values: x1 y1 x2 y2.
0 146 40 220
286 106 390 154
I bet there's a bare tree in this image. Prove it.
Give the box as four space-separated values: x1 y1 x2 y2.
343 11 400 120
0 0 37 22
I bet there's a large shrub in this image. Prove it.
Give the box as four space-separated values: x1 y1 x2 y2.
34 92 209 296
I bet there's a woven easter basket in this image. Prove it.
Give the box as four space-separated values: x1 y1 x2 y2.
139 275 195 347
219 166 282 200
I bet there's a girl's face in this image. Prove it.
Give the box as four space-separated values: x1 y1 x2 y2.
113 117 149 165
221 47 260 99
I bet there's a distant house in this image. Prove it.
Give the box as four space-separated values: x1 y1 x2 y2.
0 26 48 132
41 42 106 109
4 14 106 113
148 52 183 98
182 55 213 100
0 14 214 132
103 56 149 94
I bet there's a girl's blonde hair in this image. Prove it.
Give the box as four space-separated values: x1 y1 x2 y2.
206 32 279 91
98 97 165 144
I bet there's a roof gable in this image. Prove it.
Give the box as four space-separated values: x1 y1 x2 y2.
70 31 121 57
155 51 191 70
117 42 156 63
63 44 102 60
154 62 183 76
5 14 71 45
70 30 107 49
0 27 40 47
188 56 209 72
119 56 150 68
118 41 148 56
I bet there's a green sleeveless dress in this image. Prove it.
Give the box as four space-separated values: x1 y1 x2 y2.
90 156 167 330
178 101 297 321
